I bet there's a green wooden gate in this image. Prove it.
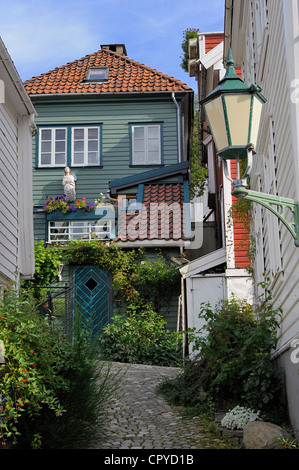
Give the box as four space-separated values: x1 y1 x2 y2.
74 265 111 337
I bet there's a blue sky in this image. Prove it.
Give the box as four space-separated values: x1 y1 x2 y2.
1 0 225 91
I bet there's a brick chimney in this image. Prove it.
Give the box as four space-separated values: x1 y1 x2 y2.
100 44 127 56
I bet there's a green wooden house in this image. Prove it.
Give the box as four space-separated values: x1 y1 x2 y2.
24 44 194 332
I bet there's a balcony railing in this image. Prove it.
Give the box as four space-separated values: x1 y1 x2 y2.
48 220 112 242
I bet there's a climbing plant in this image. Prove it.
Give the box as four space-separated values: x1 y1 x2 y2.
180 28 200 73
189 95 208 200
22 241 63 301
63 240 181 313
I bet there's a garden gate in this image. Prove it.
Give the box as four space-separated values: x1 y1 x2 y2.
73 265 111 337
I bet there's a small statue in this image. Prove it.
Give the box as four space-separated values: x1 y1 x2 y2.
62 167 77 202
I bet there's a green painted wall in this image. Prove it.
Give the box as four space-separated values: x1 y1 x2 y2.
32 95 181 207
31 93 185 332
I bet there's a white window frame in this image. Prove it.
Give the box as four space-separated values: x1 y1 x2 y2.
86 67 109 82
38 127 67 167
131 124 162 165
71 126 101 167
38 125 102 168
48 219 112 243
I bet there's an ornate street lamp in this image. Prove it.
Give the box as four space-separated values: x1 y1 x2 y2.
201 48 299 246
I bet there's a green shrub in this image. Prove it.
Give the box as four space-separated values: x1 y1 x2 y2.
0 286 70 446
193 293 284 411
0 286 120 448
23 241 63 301
157 358 214 415
159 289 285 421
130 258 181 311
99 305 184 367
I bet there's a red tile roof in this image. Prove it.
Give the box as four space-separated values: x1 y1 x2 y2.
24 48 192 95
118 183 188 242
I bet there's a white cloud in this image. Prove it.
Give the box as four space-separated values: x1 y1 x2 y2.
1 0 224 86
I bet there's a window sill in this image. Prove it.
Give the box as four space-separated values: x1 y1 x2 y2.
129 164 164 169
35 165 103 170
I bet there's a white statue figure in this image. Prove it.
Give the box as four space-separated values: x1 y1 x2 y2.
63 167 77 202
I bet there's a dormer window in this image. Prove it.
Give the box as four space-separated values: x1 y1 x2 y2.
86 67 109 82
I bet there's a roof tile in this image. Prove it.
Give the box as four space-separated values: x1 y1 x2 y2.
118 183 189 242
24 48 192 95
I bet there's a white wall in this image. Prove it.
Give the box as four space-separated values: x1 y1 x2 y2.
0 99 19 283
185 269 253 356
226 0 299 437
0 38 36 285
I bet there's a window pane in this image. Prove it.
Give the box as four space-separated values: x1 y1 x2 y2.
41 129 51 140
55 153 66 165
41 142 51 153
148 151 160 164
73 128 84 139
148 139 159 151
56 129 66 140
41 154 51 165
134 140 144 152
148 126 159 138
134 127 144 139
87 67 108 81
73 153 84 165
133 151 145 164
88 140 98 152
88 128 99 139
88 152 99 164
74 140 84 152
55 141 65 152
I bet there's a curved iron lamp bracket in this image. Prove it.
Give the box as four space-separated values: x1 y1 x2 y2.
232 186 299 246
223 150 299 246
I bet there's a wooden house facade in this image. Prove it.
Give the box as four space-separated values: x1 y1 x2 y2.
24 44 194 331
0 37 36 287
224 0 299 437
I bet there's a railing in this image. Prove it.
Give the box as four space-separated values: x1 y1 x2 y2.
48 220 112 242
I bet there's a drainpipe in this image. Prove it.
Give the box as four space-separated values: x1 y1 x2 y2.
172 92 182 163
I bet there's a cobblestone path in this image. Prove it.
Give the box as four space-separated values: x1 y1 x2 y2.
87 362 229 450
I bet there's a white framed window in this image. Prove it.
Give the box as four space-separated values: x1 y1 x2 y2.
49 219 112 243
131 124 162 165
86 67 109 82
37 125 102 168
39 127 67 167
71 127 100 166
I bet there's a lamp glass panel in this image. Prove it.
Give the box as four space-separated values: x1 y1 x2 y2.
204 96 228 152
224 94 251 146
250 96 263 148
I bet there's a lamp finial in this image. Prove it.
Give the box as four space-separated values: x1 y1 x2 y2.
223 48 238 80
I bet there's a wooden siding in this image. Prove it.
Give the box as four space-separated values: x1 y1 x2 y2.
241 0 299 352
0 102 19 281
32 96 179 207
205 33 224 54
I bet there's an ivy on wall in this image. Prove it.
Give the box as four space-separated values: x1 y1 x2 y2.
65 240 181 312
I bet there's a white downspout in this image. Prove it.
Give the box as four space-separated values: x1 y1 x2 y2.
172 92 182 163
